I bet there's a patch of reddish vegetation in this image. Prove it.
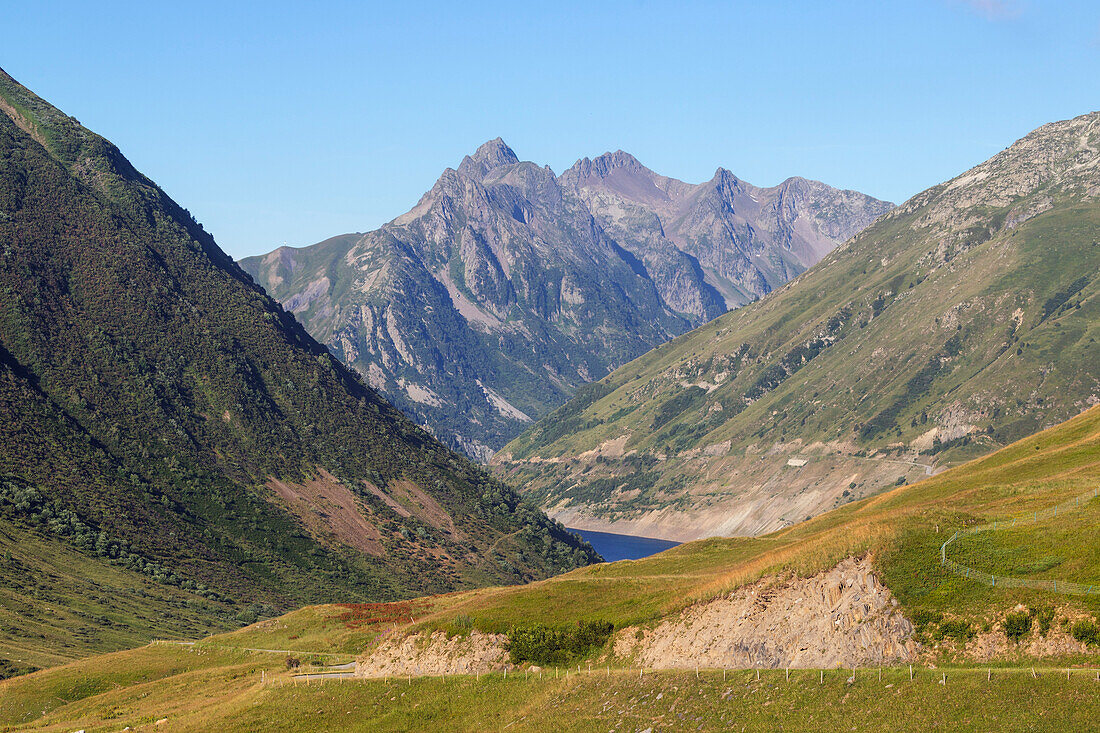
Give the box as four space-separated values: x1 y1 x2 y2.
334 599 433 629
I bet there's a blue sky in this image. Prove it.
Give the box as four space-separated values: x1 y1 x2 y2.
5 0 1099 259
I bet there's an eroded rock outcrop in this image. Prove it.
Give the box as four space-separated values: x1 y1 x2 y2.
356 630 509 678
356 557 918 678
614 556 917 669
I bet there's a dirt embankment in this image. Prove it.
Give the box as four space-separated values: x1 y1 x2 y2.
356 630 509 678
355 557 916 677
614 556 917 669
514 447 937 542
351 558 1100 677
962 605 1094 661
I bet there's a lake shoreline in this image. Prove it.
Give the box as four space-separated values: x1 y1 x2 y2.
567 527 681 562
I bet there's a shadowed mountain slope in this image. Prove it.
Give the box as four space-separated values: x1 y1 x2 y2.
0 67 598 662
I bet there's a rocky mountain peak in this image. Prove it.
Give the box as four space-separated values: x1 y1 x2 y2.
458 137 520 178
565 150 649 181
704 168 752 210
246 140 892 463
711 167 743 188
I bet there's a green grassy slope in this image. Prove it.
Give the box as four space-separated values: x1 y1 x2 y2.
494 111 1100 537
3 404 1100 730
6 660 1100 732
0 520 234 672
0 66 597 654
436 407 1100 633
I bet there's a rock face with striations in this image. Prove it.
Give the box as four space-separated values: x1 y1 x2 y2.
613 557 917 669
243 140 891 460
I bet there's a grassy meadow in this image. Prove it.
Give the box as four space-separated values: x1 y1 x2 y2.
3 404 1100 730
4 656 1100 732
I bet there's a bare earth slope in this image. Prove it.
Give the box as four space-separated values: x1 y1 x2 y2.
495 111 1100 541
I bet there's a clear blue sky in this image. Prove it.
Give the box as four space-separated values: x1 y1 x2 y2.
6 1 1099 259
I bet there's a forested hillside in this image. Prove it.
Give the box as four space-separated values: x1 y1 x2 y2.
0 67 597 665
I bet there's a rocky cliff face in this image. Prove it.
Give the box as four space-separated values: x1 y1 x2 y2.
614 557 917 670
243 141 891 460
561 152 892 311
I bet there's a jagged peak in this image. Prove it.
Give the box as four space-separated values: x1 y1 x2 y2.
774 175 816 196
711 167 739 183
565 150 649 180
708 167 749 198
458 137 520 178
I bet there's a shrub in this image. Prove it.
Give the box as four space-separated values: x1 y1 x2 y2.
911 609 942 632
1071 618 1100 647
507 625 570 665
939 619 975 643
506 620 614 666
235 608 258 624
285 656 301 670
443 614 475 637
1003 611 1032 641
1028 605 1056 637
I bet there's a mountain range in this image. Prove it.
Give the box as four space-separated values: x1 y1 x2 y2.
0 67 599 664
494 110 1100 541
242 141 892 460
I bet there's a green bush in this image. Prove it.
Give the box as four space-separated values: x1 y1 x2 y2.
1028 605 1056 637
939 619 975 643
911 609 942 631
1003 611 1032 641
506 620 614 666
443 614 475 637
1071 618 1100 647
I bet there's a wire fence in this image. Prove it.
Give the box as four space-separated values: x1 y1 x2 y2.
941 485 1100 595
281 664 1100 688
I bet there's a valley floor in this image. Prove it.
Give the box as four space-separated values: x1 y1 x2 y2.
4 405 1099 731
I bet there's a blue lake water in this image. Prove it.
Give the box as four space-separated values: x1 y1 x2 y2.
568 528 680 562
